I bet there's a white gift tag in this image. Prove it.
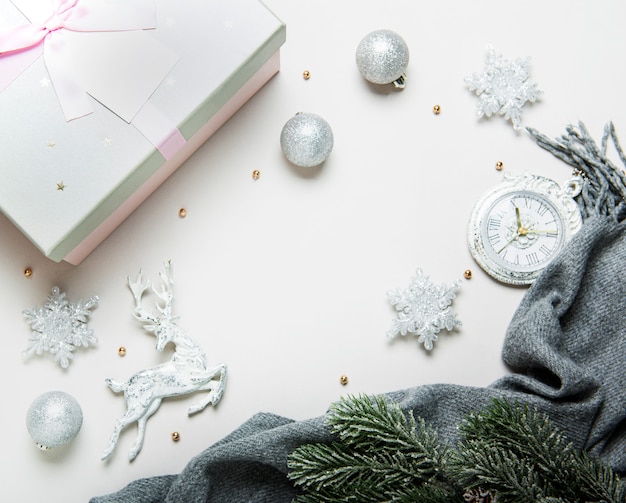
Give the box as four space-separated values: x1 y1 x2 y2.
10 0 178 123
11 0 156 28
65 30 178 122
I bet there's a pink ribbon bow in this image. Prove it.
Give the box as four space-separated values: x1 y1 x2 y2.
0 0 156 120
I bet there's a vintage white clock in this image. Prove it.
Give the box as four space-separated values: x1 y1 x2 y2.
467 173 583 285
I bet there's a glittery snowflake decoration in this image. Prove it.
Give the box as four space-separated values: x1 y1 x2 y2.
386 269 462 350
465 46 542 130
23 287 99 369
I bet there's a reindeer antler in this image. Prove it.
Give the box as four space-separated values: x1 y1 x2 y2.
154 261 176 320
127 262 179 330
128 269 159 329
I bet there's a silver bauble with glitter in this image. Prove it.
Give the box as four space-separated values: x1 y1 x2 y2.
280 113 334 168
26 391 83 450
355 29 409 85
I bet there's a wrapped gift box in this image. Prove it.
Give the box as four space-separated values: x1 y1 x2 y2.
0 0 285 264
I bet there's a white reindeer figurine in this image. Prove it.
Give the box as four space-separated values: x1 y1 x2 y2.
102 262 227 461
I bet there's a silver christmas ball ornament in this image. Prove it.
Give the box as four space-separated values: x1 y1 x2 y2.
355 29 409 87
280 113 334 168
26 391 83 450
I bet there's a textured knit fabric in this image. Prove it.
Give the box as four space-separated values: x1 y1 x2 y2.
91 124 626 502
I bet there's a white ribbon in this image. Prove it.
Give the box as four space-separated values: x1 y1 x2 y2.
0 0 158 120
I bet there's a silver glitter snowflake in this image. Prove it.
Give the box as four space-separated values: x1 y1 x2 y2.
386 269 462 350
23 287 99 368
465 46 542 130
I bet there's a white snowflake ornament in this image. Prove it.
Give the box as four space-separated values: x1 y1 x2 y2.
465 46 542 130
386 269 462 350
23 287 99 368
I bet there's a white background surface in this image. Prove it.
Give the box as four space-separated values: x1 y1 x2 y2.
2 1 625 501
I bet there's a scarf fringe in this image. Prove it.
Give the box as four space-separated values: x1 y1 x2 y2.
527 122 626 222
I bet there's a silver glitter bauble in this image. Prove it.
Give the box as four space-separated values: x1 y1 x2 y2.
280 113 334 168
26 391 83 450
355 29 409 86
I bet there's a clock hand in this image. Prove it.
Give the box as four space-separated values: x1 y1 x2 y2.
515 206 523 230
497 208 525 254
497 233 519 254
525 229 558 235
514 206 532 236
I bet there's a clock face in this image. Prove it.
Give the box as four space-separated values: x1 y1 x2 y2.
468 174 582 285
482 190 564 273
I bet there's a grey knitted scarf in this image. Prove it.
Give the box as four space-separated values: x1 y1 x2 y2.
91 122 626 503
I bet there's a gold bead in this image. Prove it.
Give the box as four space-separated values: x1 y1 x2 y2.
24 267 33 278
302 70 311 80
433 104 441 115
464 270 472 280
118 346 127 356
252 169 261 180
171 431 180 442
178 208 187 218
339 375 349 385
495 161 504 171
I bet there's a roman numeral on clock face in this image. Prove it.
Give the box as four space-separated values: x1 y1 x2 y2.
487 218 501 231
526 252 539 265
536 203 549 217
539 244 552 256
